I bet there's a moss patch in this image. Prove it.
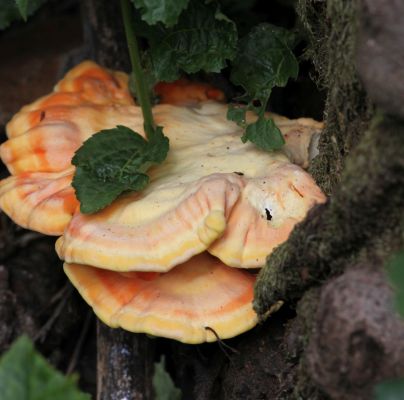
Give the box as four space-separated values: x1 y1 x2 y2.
297 0 373 195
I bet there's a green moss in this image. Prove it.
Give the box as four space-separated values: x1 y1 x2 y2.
297 0 373 195
253 0 380 317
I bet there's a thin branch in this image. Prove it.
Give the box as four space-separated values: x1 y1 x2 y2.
66 311 93 375
34 286 73 342
205 326 239 360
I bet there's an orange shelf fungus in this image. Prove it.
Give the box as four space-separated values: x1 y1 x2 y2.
64 253 257 344
0 61 326 343
154 78 225 105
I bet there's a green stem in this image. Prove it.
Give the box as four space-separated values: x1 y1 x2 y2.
121 0 156 140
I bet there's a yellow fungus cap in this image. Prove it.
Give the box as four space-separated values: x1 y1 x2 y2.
0 169 76 235
208 162 325 267
64 252 258 344
0 61 326 342
55 100 325 270
0 61 325 270
56 173 241 272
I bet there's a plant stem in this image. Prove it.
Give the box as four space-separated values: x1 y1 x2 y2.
121 0 156 140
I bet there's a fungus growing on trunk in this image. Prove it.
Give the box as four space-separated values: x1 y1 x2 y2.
0 62 325 343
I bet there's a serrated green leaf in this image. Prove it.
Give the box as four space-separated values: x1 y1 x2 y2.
153 356 181 400
15 0 46 21
227 104 247 127
15 0 29 20
72 125 169 214
73 168 149 214
142 0 237 82
374 379 404 400
387 251 404 317
131 0 190 27
0 0 47 29
241 115 285 151
230 23 298 104
0 336 90 400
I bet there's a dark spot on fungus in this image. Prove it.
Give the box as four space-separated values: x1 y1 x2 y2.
234 172 244 176
265 208 272 221
39 111 46 121
290 184 304 198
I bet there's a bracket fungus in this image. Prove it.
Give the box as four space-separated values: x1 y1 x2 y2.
0 61 326 343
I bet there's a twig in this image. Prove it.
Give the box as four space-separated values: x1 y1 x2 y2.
34 286 73 342
15 232 42 248
36 283 70 317
205 326 239 361
66 311 93 375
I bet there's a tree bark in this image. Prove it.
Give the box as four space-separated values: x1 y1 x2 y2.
304 266 404 400
97 322 154 400
81 0 130 71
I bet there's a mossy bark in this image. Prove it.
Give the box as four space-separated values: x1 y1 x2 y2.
254 115 404 314
297 0 373 195
254 1 404 398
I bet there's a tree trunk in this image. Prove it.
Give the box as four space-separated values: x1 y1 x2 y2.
97 323 154 400
81 0 404 398
81 0 130 71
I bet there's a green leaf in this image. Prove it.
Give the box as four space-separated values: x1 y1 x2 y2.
152 356 181 400
131 0 190 27
230 23 298 104
16 0 46 21
387 251 404 317
72 125 169 214
374 379 404 400
227 23 297 152
0 0 19 29
15 0 29 20
72 168 150 214
0 0 47 29
0 335 90 400
241 115 285 151
219 0 264 36
227 104 247 127
142 0 237 82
